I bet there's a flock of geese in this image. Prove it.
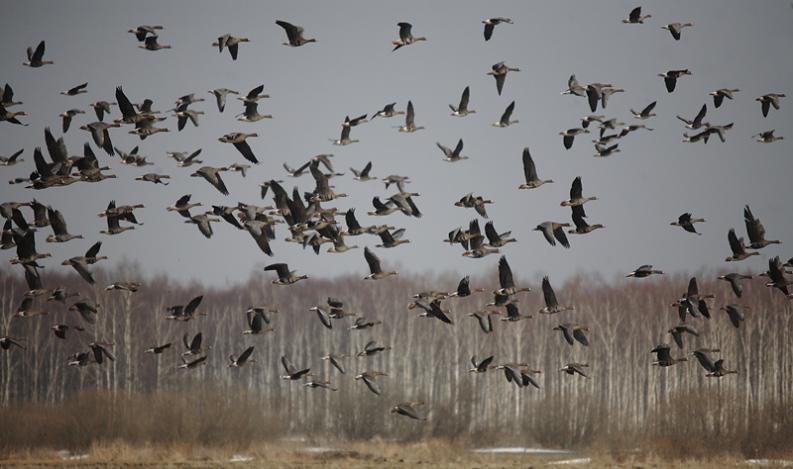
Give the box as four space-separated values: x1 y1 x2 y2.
0 6 791 422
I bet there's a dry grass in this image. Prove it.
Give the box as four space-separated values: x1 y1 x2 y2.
1 439 789 468
0 388 285 454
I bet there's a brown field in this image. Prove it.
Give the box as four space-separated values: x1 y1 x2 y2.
2 440 790 469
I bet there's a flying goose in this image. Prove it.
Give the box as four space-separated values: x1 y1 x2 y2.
492 100 517 127
80 121 119 155
585 83 616 112
0 149 24 166
45 207 82 243
59 109 84 133
560 128 590 150
135 173 170 185
623 6 651 24
139 35 171 51
392 22 426 51
243 308 274 335
208 88 239 112
213 34 249 60
180 333 208 357
398 100 424 132
174 108 204 130
355 371 387 395
560 363 589 377
219 133 259 164
351 162 375 181
497 363 541 388
165 296 204 321
128 25 163 41
90 101 115 121
376 227 410 248
600 87 624 109
455 193 492 218
89 342 115 365
65 300 99 324
0 105 27 126
332 122 358 145
437 140 468 162
720 304 748 328
568 205 604 234
411 298 453 324
105 281 141 292
23 41 53 67
185 212 221 239
391 402 426 420
626 265 663 278
562 75 586 96
144 343 172 354
753 129 784 143
281 356 311 380
321 353 348 374
539 276 574 314
265 263 308 285
659 69 692 93
469 311 499 333
350 317 382 330
651 344 687 367
725 228 758 262
190 166 230 195
519 147 553 189
357 340 391 358
553 323 590 346
177 355 208 370
462 228 500 258
275 20 316 47
469 355 495 373
673 277 714 321
661 22 693 40
487 62 519 95
709 88 739 108
677 104 707 129
372 102 403 119
167 195 201 219
764 256 792 298
237 101 272 122
51 324 84 340
228 346 255 368
14 297 48 318
534 222 570 248
482 17 512 40
561 176 597 207
364 247 397 280
484 221 516 247
495 255 531 296
60 83 87 96
168 149 203 167
717 273 752 298
668 324 699 349
1 84 22 107
449 86 475 116
630 101 657 119
744 205 780 249
756 93 785 117
671 212 705 235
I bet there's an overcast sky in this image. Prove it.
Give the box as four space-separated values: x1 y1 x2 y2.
0 0 791 288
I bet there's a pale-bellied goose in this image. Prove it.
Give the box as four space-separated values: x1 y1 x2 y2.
392 22 426 51
276 21 316 46
482 17 512 41
450 86 475 116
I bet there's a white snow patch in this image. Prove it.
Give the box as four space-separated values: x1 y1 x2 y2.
472 447 574 455
746 460 793 467
229 453 254 463
547 457 591 465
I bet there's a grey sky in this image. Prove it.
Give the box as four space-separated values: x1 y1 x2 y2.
0 0 791 287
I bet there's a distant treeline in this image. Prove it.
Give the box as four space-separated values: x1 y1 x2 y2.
0 264 791 456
